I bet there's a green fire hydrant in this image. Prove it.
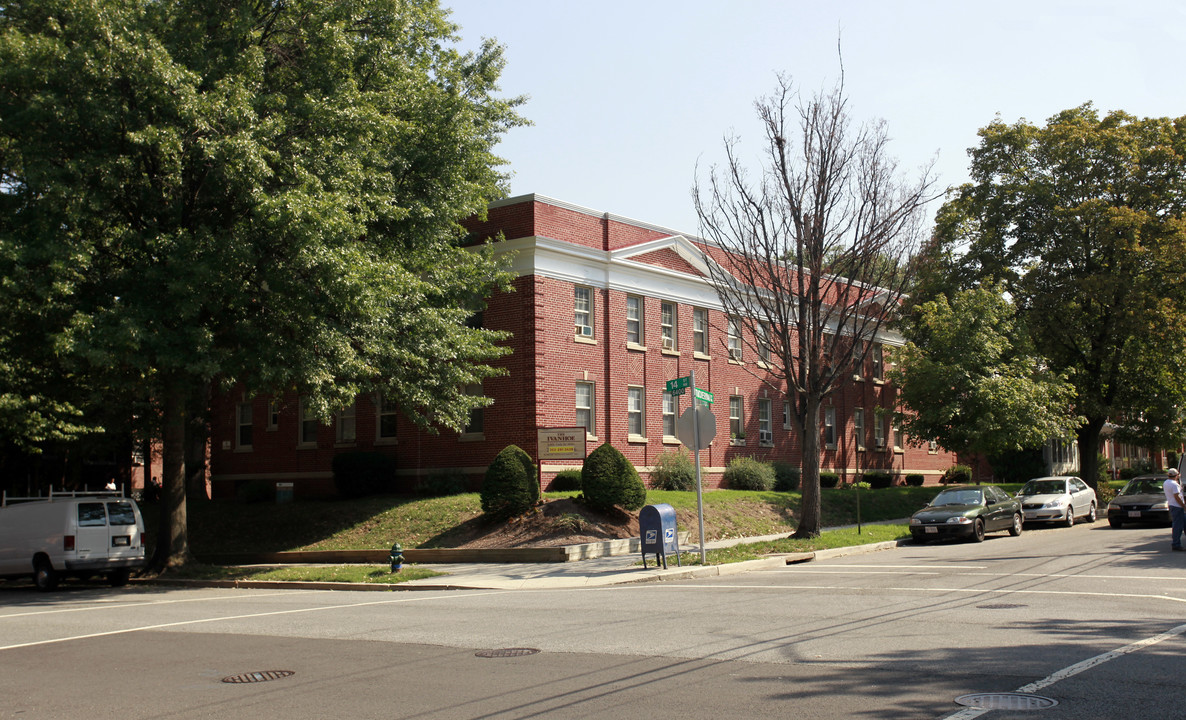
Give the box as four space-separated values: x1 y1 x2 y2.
389 542 404 573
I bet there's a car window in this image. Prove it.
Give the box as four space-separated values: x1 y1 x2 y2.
1124 479 1163 495
77 503 107 527
934 489 982 505
1021 480 1066 495
106 501 136 526
1071 479 1087 492
987 487 1007 503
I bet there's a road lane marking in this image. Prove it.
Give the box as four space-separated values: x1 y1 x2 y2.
940 621 1186 719
0 590 314 620
646 584 1186 604
0 590 512 651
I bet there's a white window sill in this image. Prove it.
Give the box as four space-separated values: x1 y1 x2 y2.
662 436 681 445
661 348 680 357
627 342 647 352
459 433 485 442
694 351 711 361
234 446 252 453
297 442 318 450
627 434 648 444
575 336 597 345
759 442 774 448
374 437 398 446
730 439 746 446
728 358 744 366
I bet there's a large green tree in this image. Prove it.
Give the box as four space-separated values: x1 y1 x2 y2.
0 0 525 565
932 105 1186 487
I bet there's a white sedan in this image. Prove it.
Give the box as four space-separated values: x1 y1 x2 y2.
1016 476 1098 526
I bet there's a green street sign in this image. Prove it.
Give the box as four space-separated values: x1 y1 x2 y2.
693 387 714 404
665 376 692 394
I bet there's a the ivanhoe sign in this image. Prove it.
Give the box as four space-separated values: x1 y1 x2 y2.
537 427 588 460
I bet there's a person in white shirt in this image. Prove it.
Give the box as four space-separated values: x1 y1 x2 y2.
1163 468 1185 551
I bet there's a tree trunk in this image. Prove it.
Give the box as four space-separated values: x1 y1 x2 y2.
1077 417 1106 491
794 394 823 537
185 380 210 500
151 381 192 570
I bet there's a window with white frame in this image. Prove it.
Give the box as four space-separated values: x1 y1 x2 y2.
729 396 744 440
463 383 484 435
377 395 398 440
757 323 771 363
824 406 837 448
693 308 708 354
894 419 904 451
627 386 645 437
576 382 595 436
783 399 791 429
662 392 677 438
298 396 318 446
574 286 593 338
853 407 865 451
872 344 884 380
236 400 253 449
758 398 772 444
852 338 866 378
874 411 886 448
660 301 677 350
928 439 939 454
727 317 742 360
626 295 643 345
267 399 280 431
336 401 357 444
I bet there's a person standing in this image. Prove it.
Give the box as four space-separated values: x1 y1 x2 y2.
1164 468 1186 551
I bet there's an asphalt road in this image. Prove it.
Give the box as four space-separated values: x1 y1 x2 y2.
2 520 1184 719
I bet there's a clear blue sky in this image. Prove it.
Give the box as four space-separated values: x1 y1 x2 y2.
445 0 1186 235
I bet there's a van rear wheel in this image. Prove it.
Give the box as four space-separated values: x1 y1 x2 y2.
33 559 58 591
108 568 130 587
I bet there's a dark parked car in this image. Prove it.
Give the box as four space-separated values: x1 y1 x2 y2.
1107 475 1170 528
910 485 1023 543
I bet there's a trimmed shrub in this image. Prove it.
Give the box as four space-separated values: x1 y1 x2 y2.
332 451 396 499
550 469 583 492
581 443 646 511
864 471 895 489
773 461 800 492
418 471 469 497
819 472 841 488
940 465 973 485
905 474 925 487
723 456 775 491
480 445 539 519
649 450 697 491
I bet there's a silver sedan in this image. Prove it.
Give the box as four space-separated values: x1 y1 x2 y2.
1016 475 1098 526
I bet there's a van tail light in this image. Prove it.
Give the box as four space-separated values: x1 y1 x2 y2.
64 535 75 551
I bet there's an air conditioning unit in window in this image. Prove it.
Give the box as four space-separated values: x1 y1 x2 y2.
662 337 675 350
759 430 773 443
729 348 742 360
577 324 593 337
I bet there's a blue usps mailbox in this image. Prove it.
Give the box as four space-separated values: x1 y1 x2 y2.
639 503 681 569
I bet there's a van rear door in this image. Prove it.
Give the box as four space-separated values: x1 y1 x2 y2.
104 500 142 561
74 502 109 560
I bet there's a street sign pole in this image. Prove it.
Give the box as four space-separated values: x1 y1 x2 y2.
690 370 707 564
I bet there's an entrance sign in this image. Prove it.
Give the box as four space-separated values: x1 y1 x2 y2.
536 427 587 460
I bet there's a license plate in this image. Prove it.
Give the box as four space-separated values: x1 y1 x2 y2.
924 526 938 534
112 536 130 547
1128 511 1143 518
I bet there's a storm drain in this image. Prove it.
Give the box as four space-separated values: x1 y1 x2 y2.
222 670 296 684
955 693 1058 710
475 648 541 659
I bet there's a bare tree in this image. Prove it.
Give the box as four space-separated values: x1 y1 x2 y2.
694 75 935 537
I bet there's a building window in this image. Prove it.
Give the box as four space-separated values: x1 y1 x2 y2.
574 286 593 338
853 407 865 451
627 386 645 438
663 392 677 438
894 420 904 452
758 398 772 445
336 401 357 444
872 344 884 380
236 401 253 449
874 412 886 448
727 317 742 361
730 396 744 441
378 396 398 441
928 439 939 454
299 396 318 446
693 308 708 355
267 399 280 431
626 295 643 346
661 301 677 350
783 400 792 429
852 339 866 378
757 323 771 364
824 406 837 448
463 383 485 435
576 382 595 436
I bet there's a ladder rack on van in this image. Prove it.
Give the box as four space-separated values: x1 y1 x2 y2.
2 487 126 507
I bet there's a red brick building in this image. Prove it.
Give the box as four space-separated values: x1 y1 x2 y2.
208 194 958 498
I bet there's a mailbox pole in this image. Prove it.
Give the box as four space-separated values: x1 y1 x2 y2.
690 369 707 564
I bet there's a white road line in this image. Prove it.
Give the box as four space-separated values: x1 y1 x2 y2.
940 622 1186 720
0 590 511 652
785 568 1186 582
0 590 312 619
644 584 1186 603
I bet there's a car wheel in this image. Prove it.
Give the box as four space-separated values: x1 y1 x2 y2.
34 559 58 592
1063 508 1075 527
1109 517 1123 529
108 568 130 587
971 518 985 543
1009 513 1023 536
1086 503 1097 523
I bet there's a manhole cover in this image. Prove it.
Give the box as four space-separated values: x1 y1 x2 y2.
221 670 295 684
976 603 1027 609
955 693 1058 710
475 648 541 658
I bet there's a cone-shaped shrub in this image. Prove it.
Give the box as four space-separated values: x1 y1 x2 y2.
480 445 539 519
581 442 646 511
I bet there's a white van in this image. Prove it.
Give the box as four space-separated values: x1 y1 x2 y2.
0 490 147 590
